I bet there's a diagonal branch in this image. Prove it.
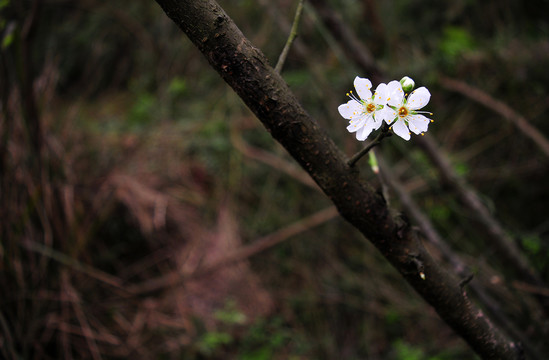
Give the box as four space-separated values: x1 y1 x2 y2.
308 0 548 318
127 206 339 295
376 153 546 359
152 0 522 358
439 75 549 158
415 135 549 312
307 0 382 83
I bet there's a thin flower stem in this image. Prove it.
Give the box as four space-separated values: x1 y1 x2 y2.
347 125 391 167
274 0 304 73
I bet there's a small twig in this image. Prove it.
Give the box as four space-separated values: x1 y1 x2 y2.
20 239 126 291
439 75 549 159
62 272 102 360
190 205 338 278
459 273 475 290
347 124 391 167
307 0 382 82
274 0 304 73
408 254 426 280
512 281 549 297
230 125 319 190
127 206 338 294
377 154 546 358
416 136 545 293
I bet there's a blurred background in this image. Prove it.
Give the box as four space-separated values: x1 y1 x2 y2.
1 0 549 359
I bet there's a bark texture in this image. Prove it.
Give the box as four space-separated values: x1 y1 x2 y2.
153 0 523 358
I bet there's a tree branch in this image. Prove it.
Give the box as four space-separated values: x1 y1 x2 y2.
347 123 392 167
274 0 304 73
439 75 549 159
152 0 522 358
307 0 382 83
416 135 549 313
376 153 546 359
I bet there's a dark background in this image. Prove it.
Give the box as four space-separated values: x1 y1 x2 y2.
1 0 549 358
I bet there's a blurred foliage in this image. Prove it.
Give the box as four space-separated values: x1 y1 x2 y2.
1 0 549 359
438 26 477 66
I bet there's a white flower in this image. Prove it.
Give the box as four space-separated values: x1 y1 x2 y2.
378 80 432 141
338 76 388 141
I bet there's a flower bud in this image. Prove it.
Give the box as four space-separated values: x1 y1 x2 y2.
400 76 415 92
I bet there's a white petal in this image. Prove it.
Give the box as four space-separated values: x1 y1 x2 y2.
407 114 430 134
391 119 411 140
338 100 363 120
407 87 431 110
373 83 388 105
386 80 404 107
346 116 367 133
376 106 397 125
354 77 372 100
371 114 383 130
356 123 375 141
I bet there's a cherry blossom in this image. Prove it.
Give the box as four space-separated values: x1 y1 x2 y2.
378 80 433 140
338 77 388 141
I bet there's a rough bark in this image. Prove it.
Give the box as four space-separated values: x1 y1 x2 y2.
152 0 523 358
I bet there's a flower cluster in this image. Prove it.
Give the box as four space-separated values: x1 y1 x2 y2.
338 76 433 141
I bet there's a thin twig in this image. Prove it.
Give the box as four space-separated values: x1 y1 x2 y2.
127 206 339 294
307 0 382 82
347 125 391 167
417 135 549 317
62 272 102 360
230 125 319 190
513 281 549 297
439 75 549 159
257 0 308 59
191 205 338 278
20 239 126 290
376 154 546 360
416 136 545 291
274 0 304 73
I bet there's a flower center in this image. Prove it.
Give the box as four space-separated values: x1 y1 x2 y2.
365 103 376 114
398 106 408 118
